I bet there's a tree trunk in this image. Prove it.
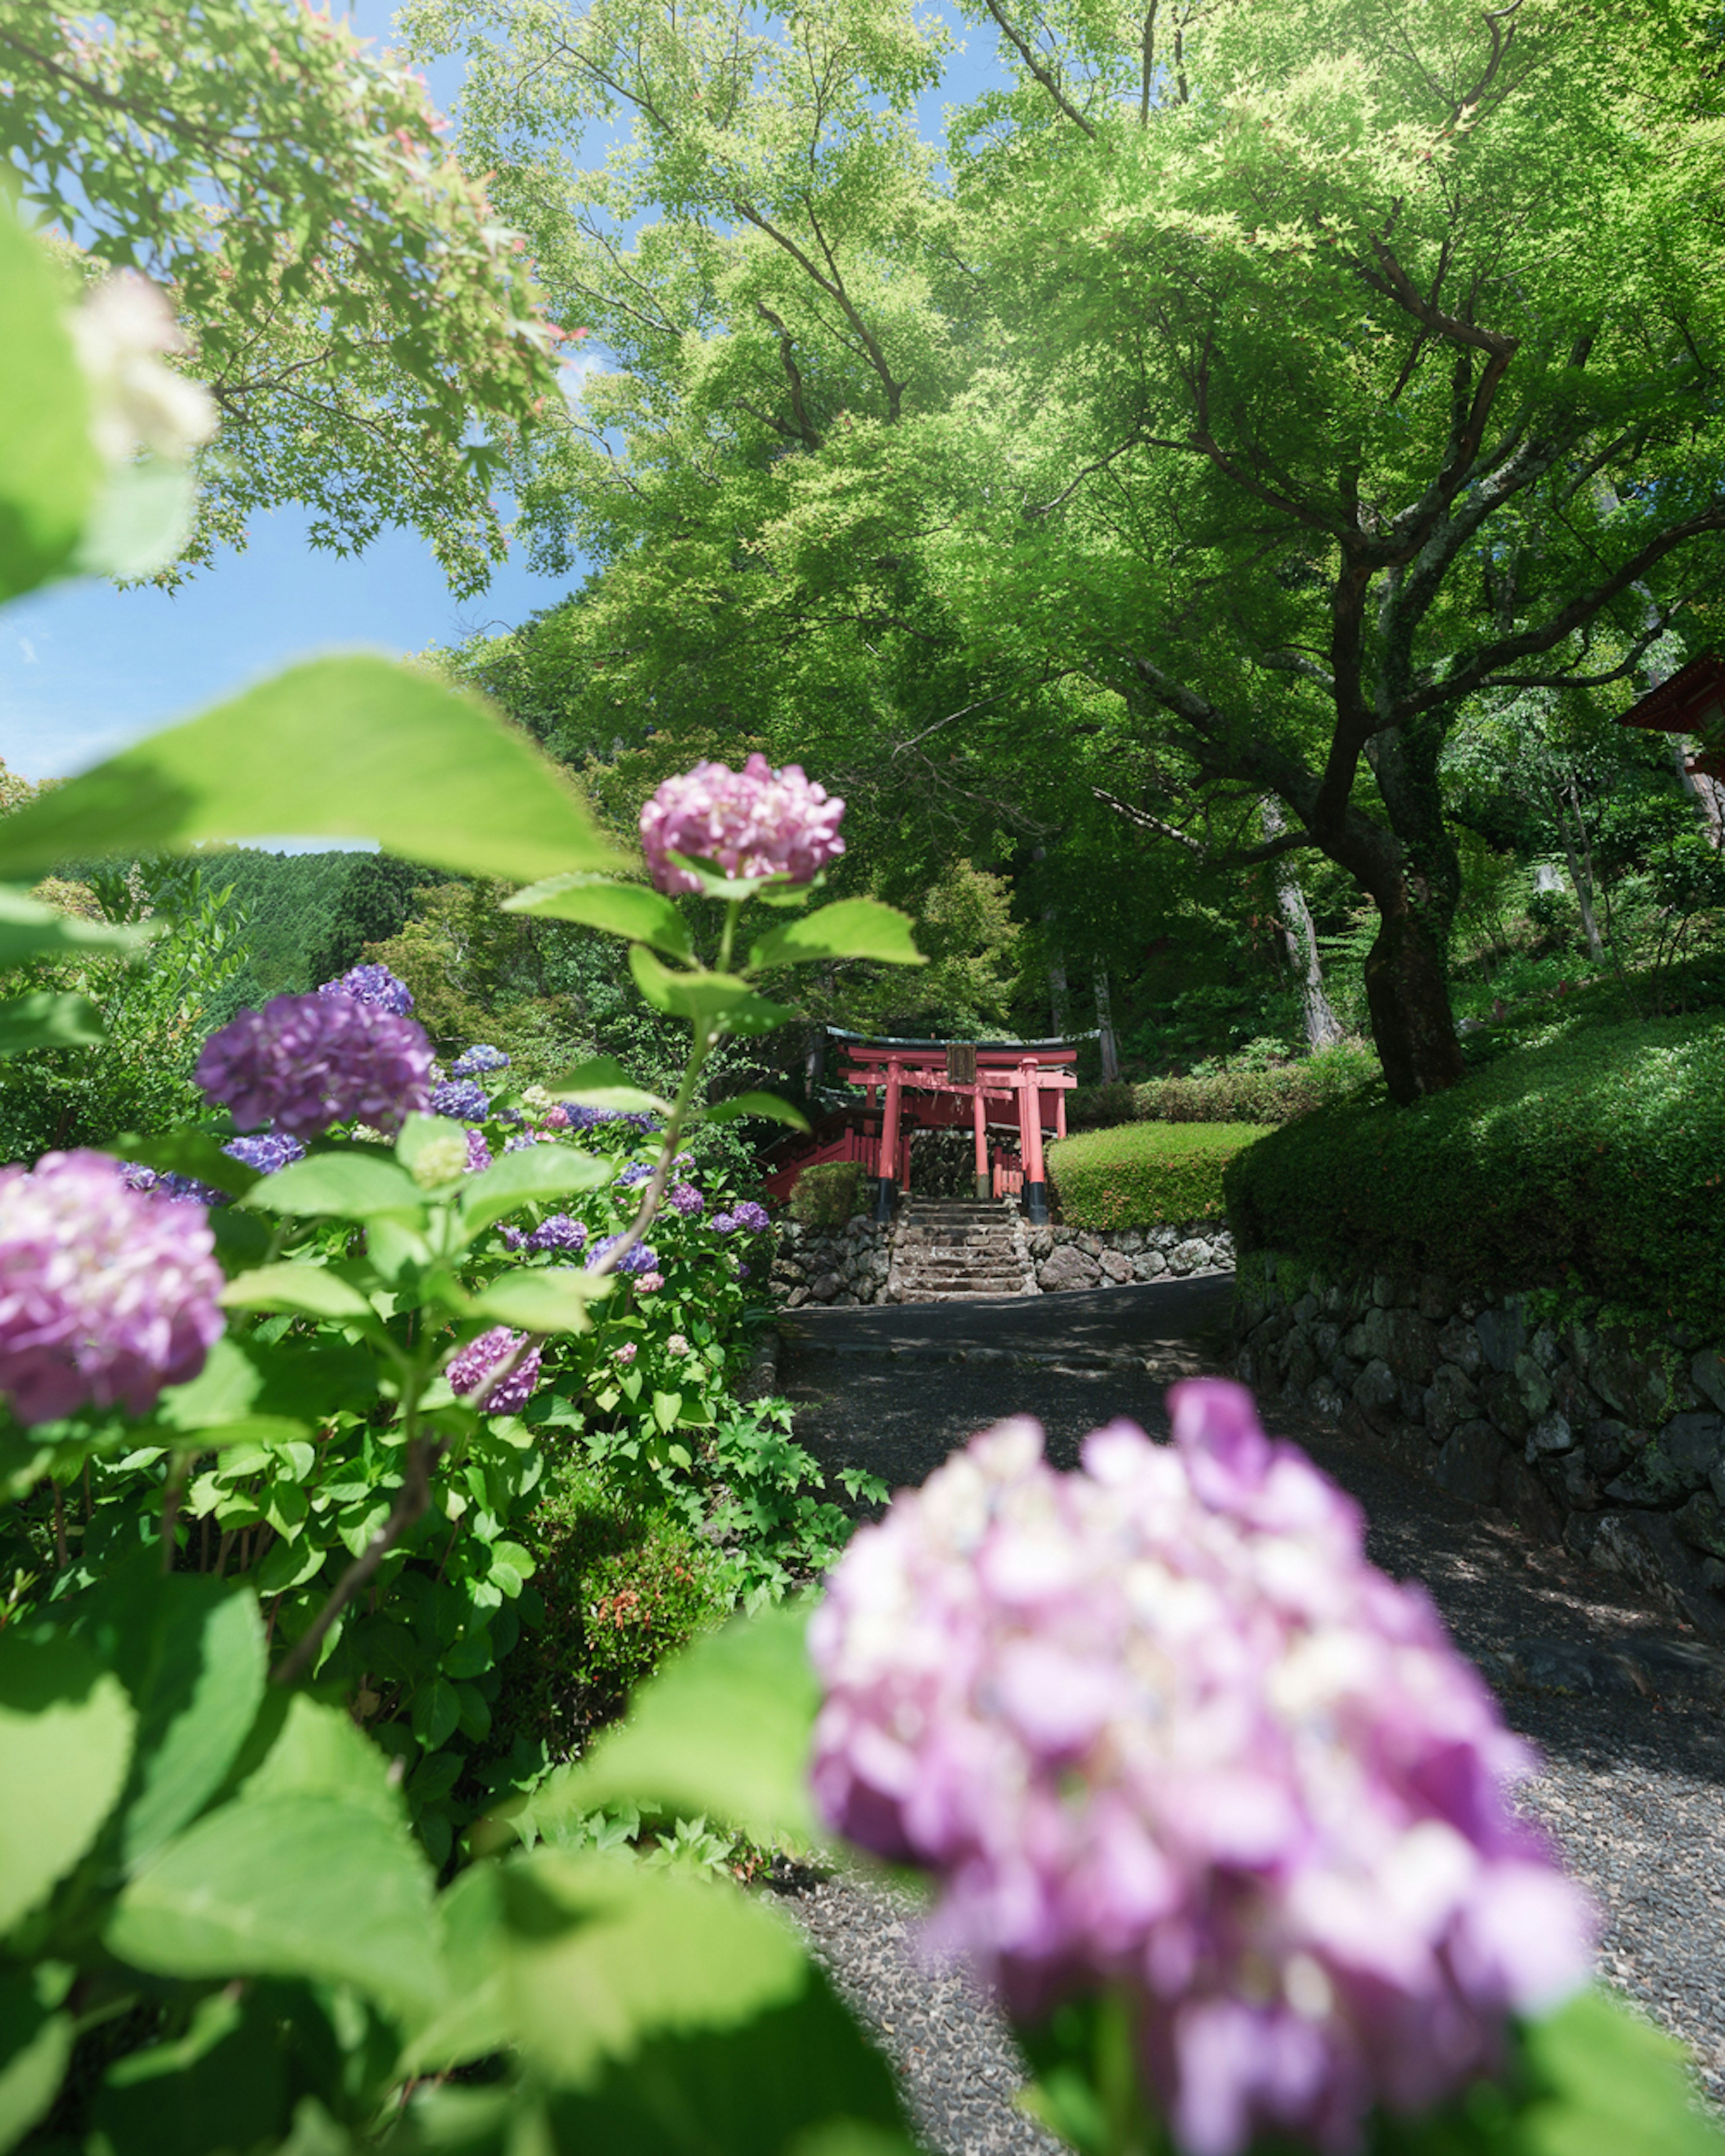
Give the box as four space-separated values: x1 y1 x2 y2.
1261 798 1344 1051
1552 794 1605 962
1094 967 1121 1080
1363 901 1468 1103
1045 923 1069 1035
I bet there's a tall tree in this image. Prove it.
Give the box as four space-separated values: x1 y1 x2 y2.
405 0 1725 1097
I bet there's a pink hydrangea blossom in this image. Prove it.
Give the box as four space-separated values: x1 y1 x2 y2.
635 1271 665 1293
447 1325 542 1413
613 1342 638 1365
667 1333 691 1356
0 1151 225 1424
639 755 845 895
809 1382 1592 2156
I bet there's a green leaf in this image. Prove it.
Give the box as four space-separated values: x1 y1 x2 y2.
0 204 101 602
413 1678 461 1754
106 1792 443 2027
0 1968 73 2156
90 1987 289 2156
468 1270 610 1337
0 656 620 887
504 875 694 961
651 1390 683 1434
155 1334 375 1431
0 1631 135 1934
706 1091 811 1132
750 899 924 971
402 1865 511 2075
103 1130 260 1202
628 949 799 1035
1516 1988 1725 2156
502 1606 818 1851
0 992 105 1054
500 1851 809 2087
458 1146 612 1237
549 1056 671 1114
219 1264 377 1323
73 457 199 583
69 1561 268 1871
243 1150 427 1224
0 885 152 966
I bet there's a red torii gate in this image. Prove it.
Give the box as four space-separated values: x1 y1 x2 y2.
840 1039 1077 1225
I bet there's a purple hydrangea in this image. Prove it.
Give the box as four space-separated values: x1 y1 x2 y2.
222 1133 307 1176
586 1236 659 1277
730 1199 770 1234
562 1105 660 1136
197 994 433 1141
710 1211 737 1236
447 1325 542 1413
452 1043 511 1077
504 1131 548 1154
318 963 415 1016
809 1383 1593 2156
639 754 845 895
615 1162 655 1189
465 1128 493 1175
431 1078 491 1123
524 1214 587 1253
0 1151 226 1424
668 1182 703 1216
122 1163 228 1206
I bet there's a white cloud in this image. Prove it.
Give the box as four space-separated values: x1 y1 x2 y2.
17 638 35 665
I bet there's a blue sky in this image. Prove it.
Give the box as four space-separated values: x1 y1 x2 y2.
0 2 1008 785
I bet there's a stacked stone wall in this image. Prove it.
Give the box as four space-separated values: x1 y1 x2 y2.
1027 1220 1235 1292
1234 1251 1725 1642
771 1217 893 1307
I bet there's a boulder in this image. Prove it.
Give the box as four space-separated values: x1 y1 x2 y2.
1076 1232 1105 1258
1537 1449 1600 1511
1039 1243 1101 1292
1513 1351 1554 1419
1588 1327 1671 1427
1416 1273 1454 1323
1424 1363 1481 1447
1497 1457 1566 1545
1433 1420 1507 1505
1674 1490 1725 1560
1435 1318 1485 1378
1286 1339 1319 1395
1474 1303 1526 1374
809 1272 843 1302
1099 1248 1134 1284
1310 1376 1348 1419
1171 1239 1211 1274
1691 1348 1725 1416
1352 1358 1399 1429
1479 1370 1530 1444
1382 1308 1439 1387
1605 1414 1725 1507
1133 1250 1168 1281
1525 1409 1574 1455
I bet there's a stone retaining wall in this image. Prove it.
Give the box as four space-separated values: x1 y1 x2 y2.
1233 1251 1725 1642
771 1217 894 1307
1026 1220 1235 1292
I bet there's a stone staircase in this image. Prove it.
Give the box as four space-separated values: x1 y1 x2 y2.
885 1200 1039 1302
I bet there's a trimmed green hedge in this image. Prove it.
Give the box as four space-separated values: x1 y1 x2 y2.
1049 1122 1265 1229
790 1159 866 1226
1066 1045 1378 1131
1223 1012 1725 1318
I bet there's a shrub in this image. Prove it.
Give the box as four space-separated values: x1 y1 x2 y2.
790 1158 866 1224
1223 1011 1725 1321
1066 1079 1141 1131
1048 1122 1265 1229
1136 1043 1379 1125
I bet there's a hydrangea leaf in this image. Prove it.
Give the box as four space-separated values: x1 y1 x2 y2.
102 1131 261 1202
492 1604 819 1851
628 949 800 1035
1513 1988 1725 2156
73 458 199 583
219 1264 378 1323
242 1151 427 1224
0 1632 136 1936
0 887 152 966
548 1056 671 1115
749 900 924 972
0 207 101 604
0 657 620 886
504 875 694 962
706 1092 812 1132
458 1148 613 1238
0 993 106 1056
105 1791 444 2028
468 1270 611 1336
0 1966 74 2156
64 1561 267 1873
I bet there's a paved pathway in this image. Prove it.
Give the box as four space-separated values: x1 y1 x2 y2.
774 1273 1725 2153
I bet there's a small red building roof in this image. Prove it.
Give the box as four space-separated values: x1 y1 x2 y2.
1617 653 1725 740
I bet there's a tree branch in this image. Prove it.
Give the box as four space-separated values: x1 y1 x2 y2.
980 0 1097 135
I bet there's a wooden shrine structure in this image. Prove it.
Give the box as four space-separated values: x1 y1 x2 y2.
1618 652 1725 779
760 1033 1078 1225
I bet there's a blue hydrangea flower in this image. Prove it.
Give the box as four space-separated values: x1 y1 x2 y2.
586 1235 658 1276
526 1214 587 1253
318 963 415 1016
731 1201 770 1234
615 1162 655 1189
710 1211 738 1235
453 1044 511 1077
505 1131 548 1154
563 1105 662 1135
222 1133 306 1176
431 1079 491 1122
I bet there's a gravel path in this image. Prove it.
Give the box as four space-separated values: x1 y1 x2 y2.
774 1277 1725 2152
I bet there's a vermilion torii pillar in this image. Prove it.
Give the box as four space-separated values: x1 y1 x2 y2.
972 1085 989 1202
1018 1057 1049 1224
875 1056 903 1221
